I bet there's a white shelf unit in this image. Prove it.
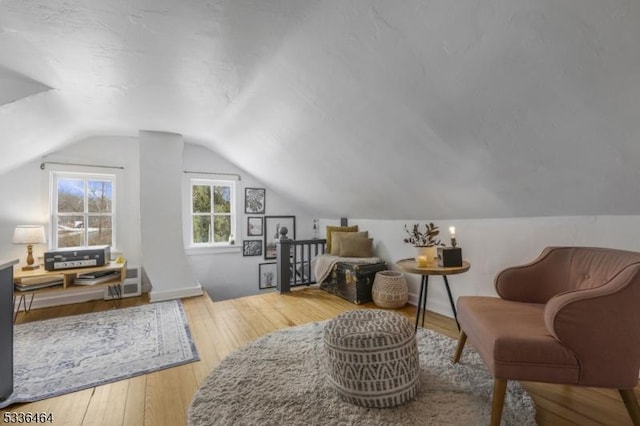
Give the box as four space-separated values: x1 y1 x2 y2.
104 265 142 300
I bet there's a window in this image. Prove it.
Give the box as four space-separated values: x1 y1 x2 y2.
51 172 115 248
190 179 235 245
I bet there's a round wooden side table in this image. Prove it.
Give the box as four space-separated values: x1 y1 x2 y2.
396 258 471 332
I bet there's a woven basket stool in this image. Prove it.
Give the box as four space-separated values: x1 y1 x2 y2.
372 270 409 308
323 310 420 408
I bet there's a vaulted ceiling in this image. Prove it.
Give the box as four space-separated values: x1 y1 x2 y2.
1 0 639 219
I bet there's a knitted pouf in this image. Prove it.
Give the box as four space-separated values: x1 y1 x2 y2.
323 310 420 408
372 271 409 308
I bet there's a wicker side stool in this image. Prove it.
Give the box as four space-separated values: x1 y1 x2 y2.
323 310 420 408
372 271 408 308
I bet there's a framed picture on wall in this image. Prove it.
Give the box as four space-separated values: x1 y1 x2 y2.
258 262 277 290
247 216 263 237
244 188 266 214
264 215 296 260
243 240 263 256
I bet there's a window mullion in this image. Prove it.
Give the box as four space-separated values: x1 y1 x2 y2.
84 178 89 247
210 184 215 244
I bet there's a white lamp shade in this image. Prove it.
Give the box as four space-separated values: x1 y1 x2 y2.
12 225 47 245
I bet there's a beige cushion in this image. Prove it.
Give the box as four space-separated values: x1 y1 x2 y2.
339 238 373 258
330 231 369 255
326 225 358 253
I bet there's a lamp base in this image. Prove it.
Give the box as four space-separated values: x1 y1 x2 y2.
21 264 40 271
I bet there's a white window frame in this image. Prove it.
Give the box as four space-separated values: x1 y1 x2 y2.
189 178 236 248
50 171 117 249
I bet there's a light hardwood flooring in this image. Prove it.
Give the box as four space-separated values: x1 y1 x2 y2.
3 287 638 425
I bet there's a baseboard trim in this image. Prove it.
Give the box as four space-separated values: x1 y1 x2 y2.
149 284 203 302
407 291 454 319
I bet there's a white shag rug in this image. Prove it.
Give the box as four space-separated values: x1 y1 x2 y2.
189 321 536 425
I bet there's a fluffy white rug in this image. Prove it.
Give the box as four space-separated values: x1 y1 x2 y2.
189 321 536 425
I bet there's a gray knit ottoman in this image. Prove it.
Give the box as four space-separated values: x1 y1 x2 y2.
323 309 420 408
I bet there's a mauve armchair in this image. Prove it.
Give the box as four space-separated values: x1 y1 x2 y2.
453 247 640 426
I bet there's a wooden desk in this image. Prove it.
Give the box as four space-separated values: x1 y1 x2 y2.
396 258 470 332
13 261 126 321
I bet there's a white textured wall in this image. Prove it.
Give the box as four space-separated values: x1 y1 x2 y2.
322 215 640 317
2 0 639 305
0 136 143 307
0 65 50 106
1 1 639 221
1 132 639 309
182 143 317 301
0 136 142 266
0 135 318 305
139 131 201 301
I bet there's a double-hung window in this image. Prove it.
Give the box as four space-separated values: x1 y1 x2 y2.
190 179 235 245
51 172 116 248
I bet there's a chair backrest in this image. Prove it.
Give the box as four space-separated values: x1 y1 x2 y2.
555 247 640 291
496 247 640 303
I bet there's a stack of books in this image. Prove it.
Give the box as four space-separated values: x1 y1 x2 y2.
74 270 120 286
15 275 64 292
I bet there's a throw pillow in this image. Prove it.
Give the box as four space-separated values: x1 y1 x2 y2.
325 225 358 253
339 238 374 258
330 231 369 255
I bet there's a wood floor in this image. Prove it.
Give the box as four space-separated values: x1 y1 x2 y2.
3 287 638 425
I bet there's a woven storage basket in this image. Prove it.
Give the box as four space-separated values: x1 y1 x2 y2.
372 270 408 308
323 310 420 408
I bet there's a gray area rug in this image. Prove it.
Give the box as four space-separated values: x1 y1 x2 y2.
1 300 199 408
189 321 536 426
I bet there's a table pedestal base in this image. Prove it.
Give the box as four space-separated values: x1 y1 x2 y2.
414 275 460 333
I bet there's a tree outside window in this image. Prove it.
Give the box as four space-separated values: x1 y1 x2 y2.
191 179 235 245
53 173 115 248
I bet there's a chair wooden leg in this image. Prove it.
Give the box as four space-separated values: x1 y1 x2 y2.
453 330 467 363
491 378 507 426
619 388 640 426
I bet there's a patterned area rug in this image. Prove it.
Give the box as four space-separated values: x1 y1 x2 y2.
1 300 198 408
189 321 537 426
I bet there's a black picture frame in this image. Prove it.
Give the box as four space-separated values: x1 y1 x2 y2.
247 216 263 237
243 240 263 257
244 188 266 214
264 215 296 260
258 262 277 290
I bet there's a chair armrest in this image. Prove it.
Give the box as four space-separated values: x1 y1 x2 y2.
543 265 640 387
495 247 569 303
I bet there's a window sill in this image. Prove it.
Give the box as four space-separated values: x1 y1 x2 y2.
185 245 242 256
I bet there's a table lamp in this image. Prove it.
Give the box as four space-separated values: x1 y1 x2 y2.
13 225 47 271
